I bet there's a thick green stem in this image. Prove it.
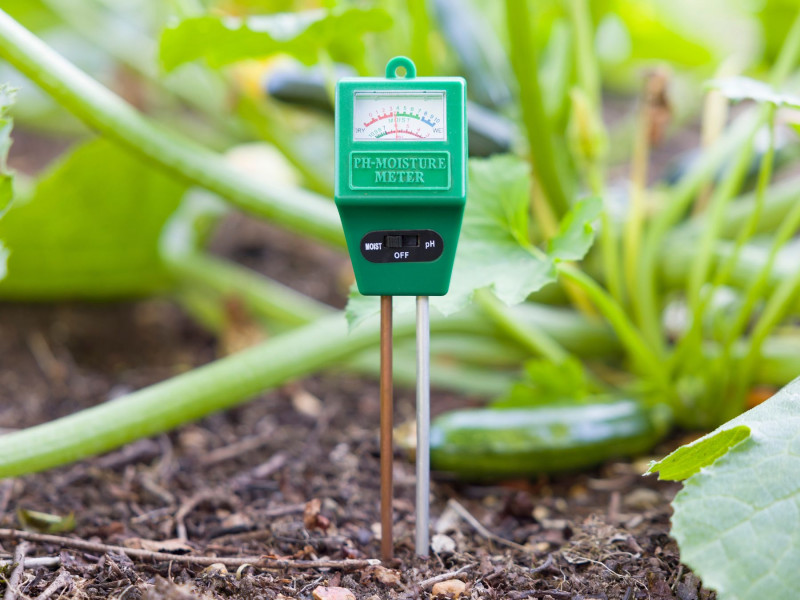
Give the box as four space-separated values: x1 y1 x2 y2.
475 288 570 363
170 252 332 326
685 130 755 310
556 263 668 391
0 312 381 477
505 0 570 217
0 10 344 247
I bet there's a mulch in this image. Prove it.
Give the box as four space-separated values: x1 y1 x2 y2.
0 294 712 600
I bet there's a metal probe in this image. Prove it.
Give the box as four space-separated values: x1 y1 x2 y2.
380 295 393 561
416 295 430 556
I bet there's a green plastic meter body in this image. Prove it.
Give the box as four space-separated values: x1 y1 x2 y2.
335 57 467 296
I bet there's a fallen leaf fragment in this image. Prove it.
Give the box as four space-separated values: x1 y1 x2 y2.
431 579 467 598
303 498 331 531
312 586 356 600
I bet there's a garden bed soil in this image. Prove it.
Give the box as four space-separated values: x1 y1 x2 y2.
0 212 713 600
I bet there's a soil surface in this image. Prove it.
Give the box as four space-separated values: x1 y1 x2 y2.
0 211 714 600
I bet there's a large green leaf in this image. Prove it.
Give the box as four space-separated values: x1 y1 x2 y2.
159 7 391 72
346 155 601 325
648 379 800 600
0 138 188 299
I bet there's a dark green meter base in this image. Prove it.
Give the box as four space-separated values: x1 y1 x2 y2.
335 57 467 296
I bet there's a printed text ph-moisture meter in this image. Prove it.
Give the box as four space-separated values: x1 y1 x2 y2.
334 57 467 560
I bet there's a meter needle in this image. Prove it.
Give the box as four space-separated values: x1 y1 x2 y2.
380 295 394 561
416 295 430 556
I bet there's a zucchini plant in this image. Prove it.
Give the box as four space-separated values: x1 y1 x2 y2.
0 0 799 491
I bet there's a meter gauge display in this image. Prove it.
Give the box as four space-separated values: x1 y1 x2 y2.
353 91 446 141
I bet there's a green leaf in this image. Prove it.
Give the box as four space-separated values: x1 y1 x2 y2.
490 357 592 408
17 508 76 534
548 196 602 261
345 155 603 325
707 76 800 109
0 83 16 219
159 8 392 72
437 155 555 315
0 138 188 299
648 378 800 599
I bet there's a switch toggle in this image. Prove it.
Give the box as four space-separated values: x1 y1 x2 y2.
385 235 403 248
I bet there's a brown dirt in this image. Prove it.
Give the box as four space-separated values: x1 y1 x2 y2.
0 213 714 600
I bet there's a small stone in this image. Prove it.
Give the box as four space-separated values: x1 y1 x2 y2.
623 487 662 510
312 586 356 600
431 533 456 555
371 565 401 586
431 579 467 598
532 505 550 521
292 388 322 417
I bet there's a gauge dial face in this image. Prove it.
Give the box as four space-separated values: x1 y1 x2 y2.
353 91 446 141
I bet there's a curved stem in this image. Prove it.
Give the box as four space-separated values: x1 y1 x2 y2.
475 288 570 363
557 263 668 391
0 9 344 247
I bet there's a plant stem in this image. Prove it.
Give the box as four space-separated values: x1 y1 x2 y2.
0 10 344 248
504 0 570 218
685 131 755 311
475 288 570 363
566 0 601 107
624 83 652 331
0 312 381 477
169 251 332 326
556 263 668 391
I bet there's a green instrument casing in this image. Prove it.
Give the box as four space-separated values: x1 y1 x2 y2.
335 56 467 296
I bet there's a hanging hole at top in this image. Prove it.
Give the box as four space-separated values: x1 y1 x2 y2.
385 56 416 79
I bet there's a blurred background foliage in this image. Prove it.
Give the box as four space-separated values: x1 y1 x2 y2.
3 0 800 476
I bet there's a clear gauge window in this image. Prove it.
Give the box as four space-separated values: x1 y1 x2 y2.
353 91 446 141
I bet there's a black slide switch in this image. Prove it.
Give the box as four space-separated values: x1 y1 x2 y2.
385 235 402 248
402 235 420 247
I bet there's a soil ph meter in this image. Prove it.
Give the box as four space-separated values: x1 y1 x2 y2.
335 57 467 559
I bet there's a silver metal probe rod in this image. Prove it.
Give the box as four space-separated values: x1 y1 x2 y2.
415 295 431 556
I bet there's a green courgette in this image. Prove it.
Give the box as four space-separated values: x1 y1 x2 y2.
430 398 671 479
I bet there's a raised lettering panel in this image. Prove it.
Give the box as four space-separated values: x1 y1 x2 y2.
349 151 451 191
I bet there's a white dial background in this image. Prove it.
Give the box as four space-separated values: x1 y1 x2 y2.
353 91 446 141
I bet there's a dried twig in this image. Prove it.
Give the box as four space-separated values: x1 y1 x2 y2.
419 564 472 589
531 553 555 574
0 557 61 569
446 499 528 552
0 529 377 571
3 541 28 600
200 428 277 467
36 570 72 600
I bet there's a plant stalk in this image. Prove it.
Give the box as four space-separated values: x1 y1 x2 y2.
0 9 344 247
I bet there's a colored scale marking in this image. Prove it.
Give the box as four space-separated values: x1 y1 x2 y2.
362 108 436 139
